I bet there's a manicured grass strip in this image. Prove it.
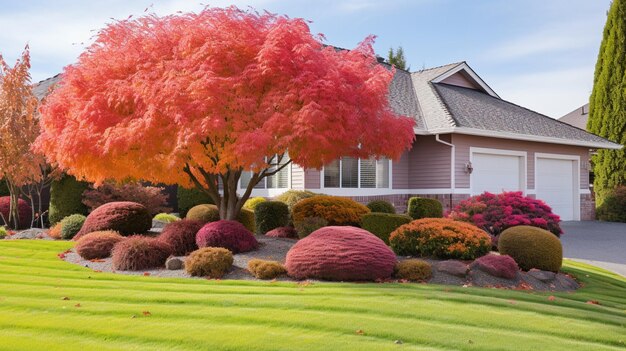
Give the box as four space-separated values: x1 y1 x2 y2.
0 240 624 351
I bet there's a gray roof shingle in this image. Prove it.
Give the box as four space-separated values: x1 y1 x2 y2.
32 74 61 100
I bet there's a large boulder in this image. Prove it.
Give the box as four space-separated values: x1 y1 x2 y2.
74 201 152 240
285 226 397 281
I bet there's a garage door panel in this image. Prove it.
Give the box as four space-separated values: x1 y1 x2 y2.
472 153 522 195
536 158 576 221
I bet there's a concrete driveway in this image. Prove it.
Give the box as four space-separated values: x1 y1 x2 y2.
560 221 626 277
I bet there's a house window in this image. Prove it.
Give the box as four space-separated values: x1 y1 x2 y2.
240 155 290 189
323 157 390 188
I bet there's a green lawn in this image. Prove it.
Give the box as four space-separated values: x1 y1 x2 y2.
0 240 624 350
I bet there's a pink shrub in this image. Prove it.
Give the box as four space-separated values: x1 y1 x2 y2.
75 231 124 260
111 236 172 271
82 182 172 216
0 196 32 229
195 220 259 253
265 226 298 239
471 254 519 280
448 192 562 236
285 226 397 281
74 201 152 240
158 219 204 255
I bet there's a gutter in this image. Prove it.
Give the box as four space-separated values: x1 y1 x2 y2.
434 134 455 192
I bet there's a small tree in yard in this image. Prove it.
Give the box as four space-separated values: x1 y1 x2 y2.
36 7 415 220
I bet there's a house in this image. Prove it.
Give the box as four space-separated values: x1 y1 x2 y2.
559 103 589 130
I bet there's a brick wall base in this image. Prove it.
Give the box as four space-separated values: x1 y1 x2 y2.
580 193 595 221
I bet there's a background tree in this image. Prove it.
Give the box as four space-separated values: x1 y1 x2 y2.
36 7 415 220
0 47 45 228
388 46 409 70
588 0 626 204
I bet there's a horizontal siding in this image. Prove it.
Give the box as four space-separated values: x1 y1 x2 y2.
304 168 321 189
409 135 452 189
452 134 590 190
290 164 305 190
392 151 410 189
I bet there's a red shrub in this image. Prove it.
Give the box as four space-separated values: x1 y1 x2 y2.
265 226 298 239
285 226 397 281
111 236 172 270
196 220 258 253
82 182 172 216
448 192 562 236
158 219 204 255
75 231 124 260
74 201 152 240
471 254 519 279
0 196 32 229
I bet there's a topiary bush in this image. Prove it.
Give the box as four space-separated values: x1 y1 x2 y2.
158 219 204 256
275 190 318 210
243 197 266 210
59 214 86 240
75 231 124 260
238 208 256 233
154 213 180 223
265 226 298 239
294 216 328 238
74 201 152 240
196 220 259 253
361 212 412 244
247 259 287 279
255 201 290 234
389 218 491 259
448 191 562 237
498 226 562 272
111 236 172 271
471 254 519 279
394 259 432 281
407 197 443 219
292 195 370 227
0 196 32 229
286 226 397 281
597 186 626 222
366 200 396 214
82 182 172 216
186 204 220 223
185 247 233 278
177 186 213 218
49 175 89 225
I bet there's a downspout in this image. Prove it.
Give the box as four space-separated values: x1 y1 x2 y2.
435 134 455 210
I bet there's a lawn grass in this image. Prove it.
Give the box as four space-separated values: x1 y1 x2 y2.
0 240 624 350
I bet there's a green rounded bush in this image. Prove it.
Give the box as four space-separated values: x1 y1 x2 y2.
407 197 443 219
49 175 89 225
244 197 266 210
275 190 318 210
254 201 289 234
185 247 233 278
177 186 213 218
498 226 562 272
153 213 180 223
366 200 396 214
597 186 626 222
186 204 220 223
59 214 86 240
0 226 7 239
395 259 432 281
294 217 328 239
361 212 412 244
237 208 256 233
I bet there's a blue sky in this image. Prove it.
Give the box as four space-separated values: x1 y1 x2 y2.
0 0 611 117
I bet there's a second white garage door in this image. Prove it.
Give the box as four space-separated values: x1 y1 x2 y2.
471 152 524 195
536 157 578 221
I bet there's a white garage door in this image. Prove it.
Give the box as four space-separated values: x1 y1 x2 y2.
536 158 576 221
471 153 523 195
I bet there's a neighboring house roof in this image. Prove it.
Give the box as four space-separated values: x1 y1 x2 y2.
32 74 61 101
559 103 589 130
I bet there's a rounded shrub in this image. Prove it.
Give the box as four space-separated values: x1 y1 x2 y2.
294 217 328 238
394 259 432 281
0 196 33 229
0 226 7 239
292 195 370 227
471 254 519 280
59 214 86 240
153 213 180 223
47 222 62 239
177 186 213 218
196 220 258 253
275 190 318 210
158 219 204 256
185 247 233 278
498 226 562 272
407 197 443 219
255 201 289 234
285 226 397 281
243 197 266 210
75 231 124 260
75 202 152 240
265 226 298 239
111 236 172 271
361 212 412 244
186 204 220 223
49 175 89 225
237 208 256 232
389 218 491 260
597 186 626 222
366 200 396 214
247 259 287 279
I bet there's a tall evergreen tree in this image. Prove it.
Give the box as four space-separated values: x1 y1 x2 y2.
387 46 409 70
588 0 626 204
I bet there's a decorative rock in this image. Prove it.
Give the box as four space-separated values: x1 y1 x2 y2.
152 219 168 229
470 254 519 280
527 269 557 282
265 226 298 239
554 274 580 290
468 269 519 289
437 260 469 277
166 257 184 270
11 228 47 240
285 226 397 281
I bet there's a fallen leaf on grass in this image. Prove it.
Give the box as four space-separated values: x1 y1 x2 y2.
74 303 81 308
548 296 556 301
89 259 105 263
142 311 152 316
355 329 364 335
509 300 517 305
143 272 150 276
586 300 601 305
61 297 70 300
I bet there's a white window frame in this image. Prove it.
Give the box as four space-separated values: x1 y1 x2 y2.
238 162 292 198
320 157 393 196
469 147 527 196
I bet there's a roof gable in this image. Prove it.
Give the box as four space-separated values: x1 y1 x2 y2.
429 62 499 98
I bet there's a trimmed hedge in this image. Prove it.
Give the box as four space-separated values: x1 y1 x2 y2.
254 201 289 234
75 231 124 260
394 259 432 281
247 259 287 279
186 204 220 223
0 196 32 229
238 208 256 233
275 190 318 210
185 247 233 278
292 195 370 227
294 217 327 239
111 236 172 271
597 186 626 222
158 219 204 256
361 212 412 244
49 175 89 225
366 200 396 214
407 197 443 219
75 202 152 240
177 186 213 218
59 214 86 240
498 225 562 272
153 213 180 223
244 197 266 210
196 220 258 253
